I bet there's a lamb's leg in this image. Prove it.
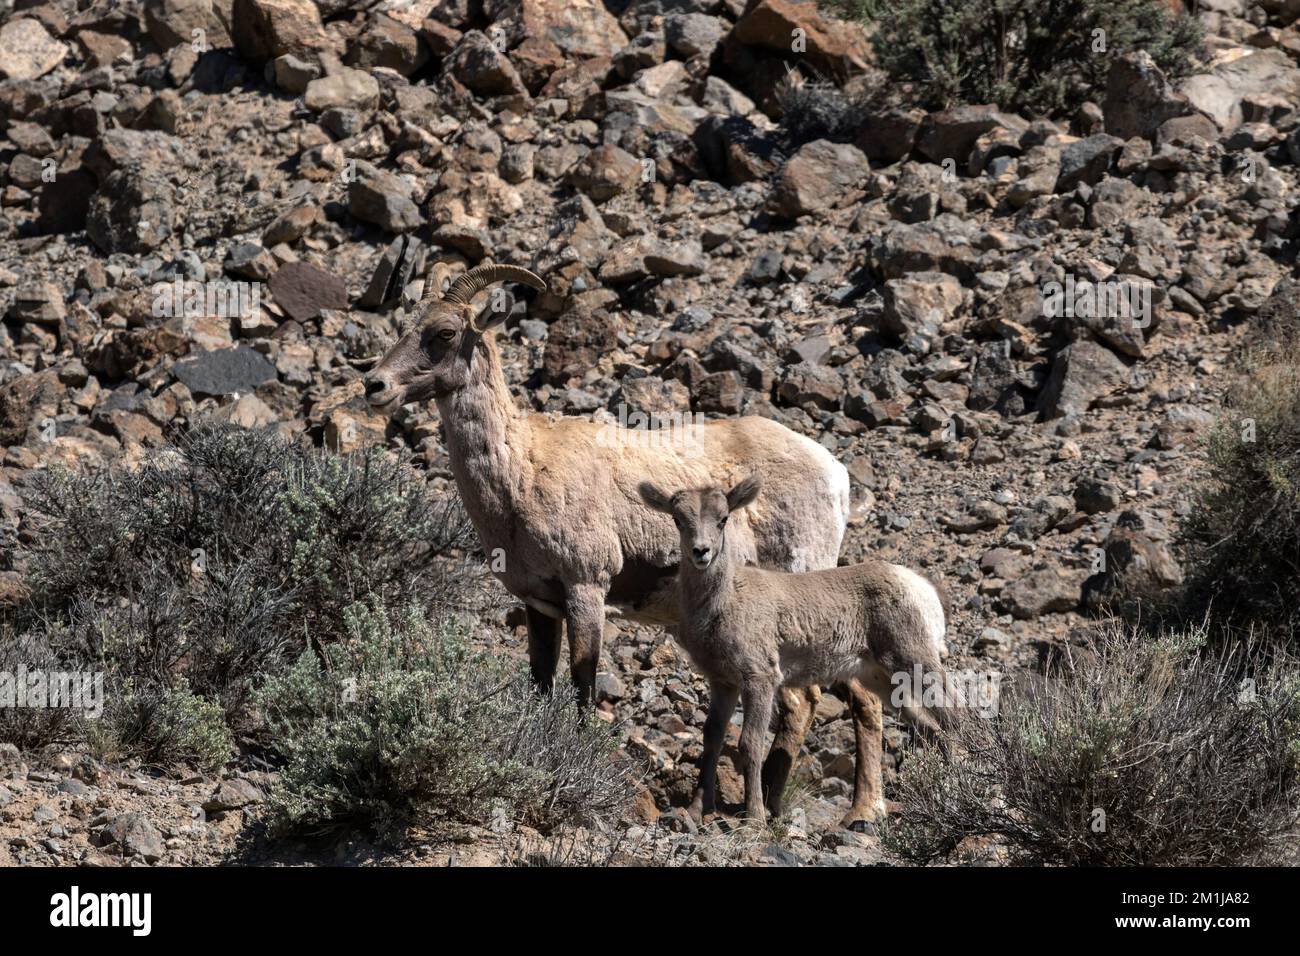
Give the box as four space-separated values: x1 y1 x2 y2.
525 606 562 693
740 678 777 825
762 685 820 818
690 681 740 823
843 679 886 829
564 583 606 707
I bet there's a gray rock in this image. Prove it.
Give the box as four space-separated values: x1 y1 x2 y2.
348 162 422 233
1037 339 1129 420
1104 52 1189 141
664 14 727 60
268 262 348 322
1003 568 1085 619
203 778 265 812
1055 135 1123 192
173 346 277 397
101 812 165 862
771 140 870 218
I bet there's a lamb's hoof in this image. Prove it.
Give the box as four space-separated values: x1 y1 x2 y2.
840 805 886 831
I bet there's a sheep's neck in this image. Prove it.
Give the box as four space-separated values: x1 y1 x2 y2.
436 335 530 542
679 546 736 629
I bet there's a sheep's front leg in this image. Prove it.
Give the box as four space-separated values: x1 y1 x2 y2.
525 606 562 693
564 583 606 707
690 680 740 823
762 685 820 818
740 678 777 825
843 678 886 829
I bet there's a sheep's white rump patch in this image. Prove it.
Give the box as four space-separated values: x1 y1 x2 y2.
786 431 850 571
890 564 947 656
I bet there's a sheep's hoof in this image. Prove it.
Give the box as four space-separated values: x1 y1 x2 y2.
840 803 887 830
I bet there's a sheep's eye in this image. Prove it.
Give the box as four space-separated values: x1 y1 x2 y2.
437 328 457 342
717 518 727 529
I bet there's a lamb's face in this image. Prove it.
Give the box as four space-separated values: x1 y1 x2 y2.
638 476 763 571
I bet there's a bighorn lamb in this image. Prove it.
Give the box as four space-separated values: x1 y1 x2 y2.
364 262 851 813
638 475 950 826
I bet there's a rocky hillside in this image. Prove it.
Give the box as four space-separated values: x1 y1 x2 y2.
1 0 1299 865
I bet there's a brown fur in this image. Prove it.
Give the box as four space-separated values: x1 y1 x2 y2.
639 478 949 826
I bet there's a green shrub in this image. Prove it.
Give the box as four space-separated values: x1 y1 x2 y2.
87 680 234 772
1181 348 1300 639
859 0 1202 115
256 602 634 837
884 625 1300 865
2 423 476 762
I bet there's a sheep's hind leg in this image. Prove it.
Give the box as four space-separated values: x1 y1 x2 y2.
564 583 607 708
842 678 887 830
690 681 740 823
761 685 820 818
525 606 562 694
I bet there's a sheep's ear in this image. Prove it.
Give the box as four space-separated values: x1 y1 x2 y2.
726 475 762 513
469 289 515 334
638 481 674 514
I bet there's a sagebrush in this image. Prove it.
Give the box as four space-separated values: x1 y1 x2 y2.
1180 345 1300 641
256 601 635 836
3 423 476 765
884 625 1300 865
859 0 1202 115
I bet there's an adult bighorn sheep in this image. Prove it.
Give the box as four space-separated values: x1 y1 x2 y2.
363 261 853 821
638 476 951 825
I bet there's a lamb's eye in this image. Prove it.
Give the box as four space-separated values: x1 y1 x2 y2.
437 328 456 342
717 517 727 529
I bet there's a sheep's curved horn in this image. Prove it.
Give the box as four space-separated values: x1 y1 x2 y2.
420 261 456 304
445 263 547 307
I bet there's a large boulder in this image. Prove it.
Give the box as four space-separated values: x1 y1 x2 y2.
1103 51 1191 141
231 0 331 62
770 140 869 218
1037 339 1130 420
1178 49 1300 133
730 0 870 80
486 0 627 59
0 18 68 81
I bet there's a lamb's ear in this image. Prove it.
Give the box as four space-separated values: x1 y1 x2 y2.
726 475 762 513
638 481 674 514
469 289 515 334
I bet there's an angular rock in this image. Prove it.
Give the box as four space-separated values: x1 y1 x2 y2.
567 144 643 202
1054 134 1123 192
880 272 963 343
102 813 165 862
1037 339 1129 420
446 30 527 97
86 168 177 254
914 105 1027 165
173 346 278 397
304 69 380 112
231 0 330 62
731 0 870 79
0 19 68 81
664 14 727 60
1104 51 1190 141
348 161 422 232
1003 568 1085 619
771 140 869 218
268 262 348 321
